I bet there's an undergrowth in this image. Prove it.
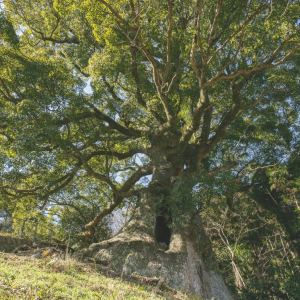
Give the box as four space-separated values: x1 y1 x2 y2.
0 253 195 300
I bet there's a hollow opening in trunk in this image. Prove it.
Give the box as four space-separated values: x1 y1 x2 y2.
155 213 171 250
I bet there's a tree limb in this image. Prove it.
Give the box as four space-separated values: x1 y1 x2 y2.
84 164 152 236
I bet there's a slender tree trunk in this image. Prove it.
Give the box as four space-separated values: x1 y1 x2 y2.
19 219 26 238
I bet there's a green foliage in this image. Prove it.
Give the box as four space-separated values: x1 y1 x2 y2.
0 1 300 297
167 170 237 224
202 156 300 298
0 12 19 47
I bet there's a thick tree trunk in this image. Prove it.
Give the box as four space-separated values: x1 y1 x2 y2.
83 189 234 299
83 145 233 298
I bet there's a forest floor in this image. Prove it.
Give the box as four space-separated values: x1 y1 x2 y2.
0 252 199 300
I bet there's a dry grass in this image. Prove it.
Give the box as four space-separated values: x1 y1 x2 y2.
0 252 199 300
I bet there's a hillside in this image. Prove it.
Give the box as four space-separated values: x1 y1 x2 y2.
0 252 198 300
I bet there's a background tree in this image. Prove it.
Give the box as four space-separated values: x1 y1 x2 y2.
0 0 299 298
201 155 300 299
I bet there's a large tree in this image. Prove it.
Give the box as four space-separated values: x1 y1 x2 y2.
1 0 300 298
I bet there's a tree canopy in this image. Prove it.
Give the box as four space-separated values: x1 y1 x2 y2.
0 0 300 297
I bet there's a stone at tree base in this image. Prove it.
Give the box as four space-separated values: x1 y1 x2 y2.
0 236 34 253
31 252 42 259
82 220 234 300
81 185 234 300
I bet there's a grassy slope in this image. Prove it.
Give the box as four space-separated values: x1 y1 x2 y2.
0 253 197 300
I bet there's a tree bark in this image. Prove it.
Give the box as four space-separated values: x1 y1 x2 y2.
83 187 234 299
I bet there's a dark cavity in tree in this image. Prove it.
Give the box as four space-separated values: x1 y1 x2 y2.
155 210 171 250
